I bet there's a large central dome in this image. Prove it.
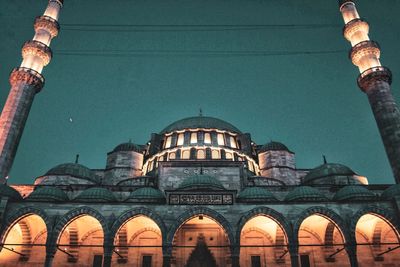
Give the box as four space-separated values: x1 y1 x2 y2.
160 116 241 134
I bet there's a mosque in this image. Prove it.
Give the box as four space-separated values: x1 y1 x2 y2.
1 1 400 267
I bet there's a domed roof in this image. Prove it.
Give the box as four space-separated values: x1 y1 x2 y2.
259 141 290 153
178 174 225 190
0 184 22 201
27 186 68 202
285 186 328 202
45 163 98 183
238 187 277 201
333 185 376 202
303 163 356 184
127 187 165 200
112 142 142 153
381 184 400 200
74 187 117 202
161 116 241 134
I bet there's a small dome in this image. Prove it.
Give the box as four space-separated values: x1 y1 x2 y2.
238 187 277 201
127 187 165 200
259 141 289 153
112 142 142 153
303 163 356 185
27 186 68 202
285 186 328 202
46 163 98 183
161 116 241 134
74 187 116 202
333 185 376 202
0 184 22 201
381 184 400 200
178 174 225 190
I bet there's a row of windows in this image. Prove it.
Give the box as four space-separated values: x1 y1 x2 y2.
164 131 239 149
144 148 258 174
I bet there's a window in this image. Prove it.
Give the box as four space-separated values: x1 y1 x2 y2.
211 150 220 159
251 256 261 267
300 255 310 267
225 152 233 160
230 136 237 148
158 155 164 161
217 133 225 146
182 150 190 159
177 133 184 146
142 255 152 267
197 149 206 159
165 136 172 148
92 255 103 267
204 133 211 144
190 132 197 144
169 152 176 160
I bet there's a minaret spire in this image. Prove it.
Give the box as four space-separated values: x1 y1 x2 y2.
338 1 400 183
0 0 64 183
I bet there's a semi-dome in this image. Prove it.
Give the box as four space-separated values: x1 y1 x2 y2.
259 141 290 153
161 116 241 134
112 142 142 153
178 174 225 190
303 163 357 185
126 187 165 200
45 163 98 183
285 186 328 202
0 184 22 201
237 187 277 201
74 187 116 202
27 186 68 202
381 184 400 200
333 185 376 202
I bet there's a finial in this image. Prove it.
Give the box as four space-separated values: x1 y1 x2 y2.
75 154 79 164
199 108 203 117
323 155 327 164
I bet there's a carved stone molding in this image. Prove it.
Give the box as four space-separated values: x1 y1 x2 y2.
22 40 52 66
9 67 45 93
34 16 60 38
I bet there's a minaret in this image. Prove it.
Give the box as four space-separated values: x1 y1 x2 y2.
339 0 400 184
0 0 63 183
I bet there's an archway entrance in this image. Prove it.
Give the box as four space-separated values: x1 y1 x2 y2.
298 214 349 266
113 215 162 266
355 213 400 266
240 215 289 267
53 215 104 267
172 215 230 267
0 214 47 266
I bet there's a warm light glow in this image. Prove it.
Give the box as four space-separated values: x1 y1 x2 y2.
20 56 44 73
217 133 225 146
340 2 360 24
44 1 61 21
230 136 237 148
182 149 190 159
190 132 197 144
177 133 184 146
197 149 206 159
165 136 172 148
33 30 52 46
204 133 211 144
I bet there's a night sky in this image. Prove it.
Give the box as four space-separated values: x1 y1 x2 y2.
0 0 399 184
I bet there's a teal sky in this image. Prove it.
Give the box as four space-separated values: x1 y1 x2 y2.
0 0 399 184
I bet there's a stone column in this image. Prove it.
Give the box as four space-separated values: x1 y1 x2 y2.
345 243 359 267
162 243 172 267
288 244 299 267
44 243 56 267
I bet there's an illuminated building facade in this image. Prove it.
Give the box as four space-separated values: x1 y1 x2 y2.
1 1 400 267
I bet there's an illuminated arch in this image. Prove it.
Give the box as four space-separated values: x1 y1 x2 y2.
0 207 49 265
167 207 235 247
295 207 350 265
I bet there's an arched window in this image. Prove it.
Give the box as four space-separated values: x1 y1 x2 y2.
190 132 197 144
165 136 172 148
226 152 233 160
197 149 206 159
177 133 184 146
182 150 190 159
169 152 176 160
211 150 220 159
204 133 211 144
230 136 237 148
217 133 225 146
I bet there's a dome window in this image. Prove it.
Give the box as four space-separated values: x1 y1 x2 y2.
165 136 172 148
226 152 233 160
211 150 220 159
197 149 206 159
182 150 190 159
177 133 184 146
230 136 237 148
190 132 197 144
217 133 225 146
169 152 176 160
204 132 211 144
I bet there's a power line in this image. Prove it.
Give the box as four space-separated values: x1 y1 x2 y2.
55 49 346 58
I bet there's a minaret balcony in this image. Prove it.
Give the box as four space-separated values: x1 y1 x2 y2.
9 67 45 92
343 18 369 43
34 16 60 38
357 66 392 91
349 40 380 66
22 40 53 66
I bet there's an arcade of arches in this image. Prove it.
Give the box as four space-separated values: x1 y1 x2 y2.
1 211 399 267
